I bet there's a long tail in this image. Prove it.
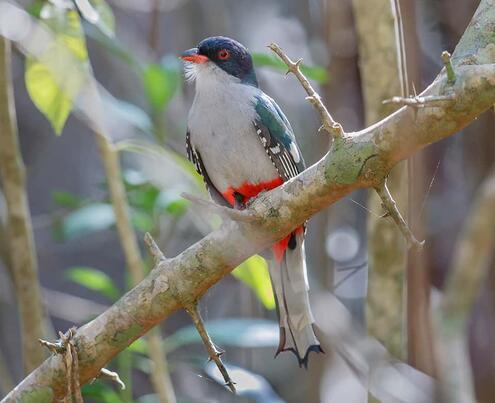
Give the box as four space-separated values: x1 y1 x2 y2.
268 231 323 368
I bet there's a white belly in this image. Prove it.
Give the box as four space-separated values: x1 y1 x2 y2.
187 81 279 193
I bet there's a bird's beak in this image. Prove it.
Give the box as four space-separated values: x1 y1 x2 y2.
180 48 209 64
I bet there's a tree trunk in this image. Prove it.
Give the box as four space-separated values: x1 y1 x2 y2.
0 37 45 373
353 0 407 360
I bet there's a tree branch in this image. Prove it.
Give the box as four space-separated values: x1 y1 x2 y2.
3 0 495 400
375 180 423 249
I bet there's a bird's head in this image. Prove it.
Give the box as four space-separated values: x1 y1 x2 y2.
180 36 258 87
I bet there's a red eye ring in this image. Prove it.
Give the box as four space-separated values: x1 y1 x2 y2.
218 49 230 60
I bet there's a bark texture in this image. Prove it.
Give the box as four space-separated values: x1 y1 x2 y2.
4 0 495 400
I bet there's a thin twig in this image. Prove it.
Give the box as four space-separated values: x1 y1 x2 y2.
383 94 456 107
442 51 456 84
96 368 126 390
184 303 236 394
376 181 424 249
144 232 166 264
268 43 344 138
181 192 258 223
147 0 161 55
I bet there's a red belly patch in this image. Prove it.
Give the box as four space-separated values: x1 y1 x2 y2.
222 177 283 206
222 177 303 262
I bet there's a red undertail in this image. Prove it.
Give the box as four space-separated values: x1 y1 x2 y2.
222 177 303 261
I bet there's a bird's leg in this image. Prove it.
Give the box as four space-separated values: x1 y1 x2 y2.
233 192 245 210
184 302 236 393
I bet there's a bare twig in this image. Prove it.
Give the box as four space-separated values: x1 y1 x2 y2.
376 181 424 249
144 232 166 264
184 303 236 394
96 368 126 390
442 51 456 84
268 43 344 138
147 0 161 55
181 192 258 223
0 37 45 373
391 0 409 97
383 94 456 107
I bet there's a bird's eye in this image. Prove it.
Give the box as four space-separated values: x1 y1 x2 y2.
218 49 230 60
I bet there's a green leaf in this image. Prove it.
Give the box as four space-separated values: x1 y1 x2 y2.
27 0 44 17
142 58 180 111
232 255 275 310
81 382 122 403
67 267 120 300
130 209 154 233
251 52 329 84
61 203 115 240
164 319 279 352
51 191 84 208
127 338 148 355
25 4 88 135
74 0 115 37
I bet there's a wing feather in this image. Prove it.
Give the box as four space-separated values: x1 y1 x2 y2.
186 131 229 206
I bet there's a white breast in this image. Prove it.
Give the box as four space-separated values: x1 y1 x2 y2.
187 63 279 193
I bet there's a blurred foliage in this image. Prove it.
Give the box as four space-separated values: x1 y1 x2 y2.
51 190 86 208
67 266 120 300
74 0 115 38
81 383 122 403
142 58 181 112
164 319 279 352
58 203 115 240
252 52 328 84
79 318 280 402
233 255 275 310
205 361 284 403
25 2 89 134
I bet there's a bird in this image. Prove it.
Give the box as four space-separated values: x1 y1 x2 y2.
181 36 322 367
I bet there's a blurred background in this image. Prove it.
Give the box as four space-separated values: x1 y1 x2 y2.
0 0 494 402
